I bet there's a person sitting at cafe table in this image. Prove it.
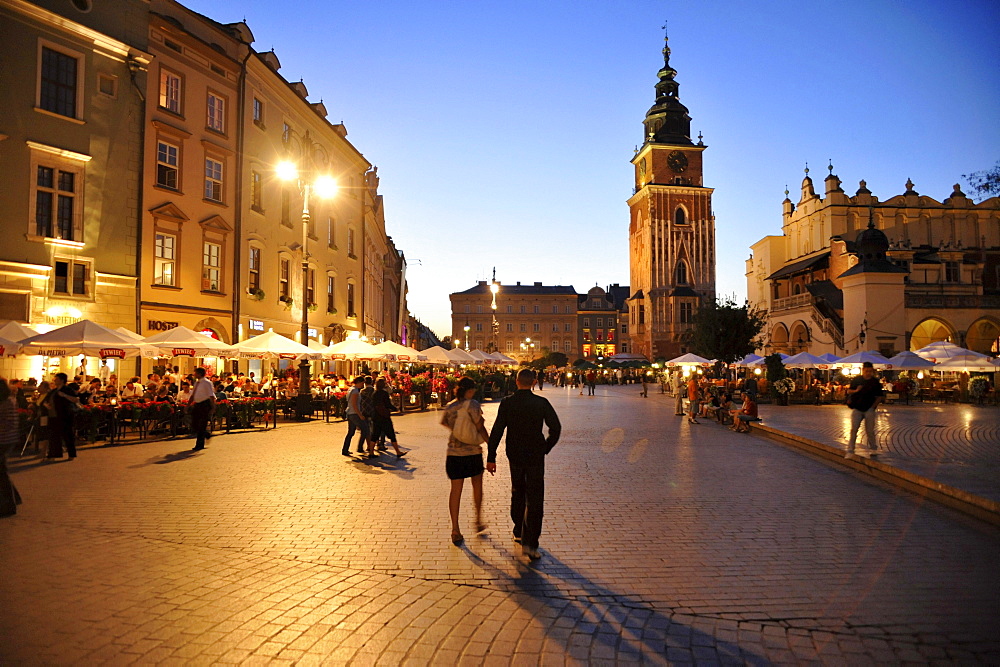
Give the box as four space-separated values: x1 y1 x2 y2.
120 377 142 400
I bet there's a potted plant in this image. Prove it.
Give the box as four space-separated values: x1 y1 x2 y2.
773 378 795 405
246 287 265 301
969 376 990 405
279 295 293 309
765 353 790 405
308 302 318 312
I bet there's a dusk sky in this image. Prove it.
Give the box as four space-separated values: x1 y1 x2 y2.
187 0 1000 339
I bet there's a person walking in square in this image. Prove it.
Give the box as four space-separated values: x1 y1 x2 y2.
845 361 883 458
487 369 561 560
48 372 80 460
189 367 216 451
0 379 24 517
441 377 490 545
686 374 700 424
673 374 685 415
341 376 374 456
371 378 406 459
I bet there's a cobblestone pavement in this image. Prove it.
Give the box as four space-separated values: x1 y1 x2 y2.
755 401 1000 503
2 385 999 665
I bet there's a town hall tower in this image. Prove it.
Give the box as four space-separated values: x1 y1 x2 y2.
627 35 716 360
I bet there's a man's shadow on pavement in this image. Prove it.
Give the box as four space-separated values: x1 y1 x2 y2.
461 539 762 664
127 449 200 467
350 454 415 479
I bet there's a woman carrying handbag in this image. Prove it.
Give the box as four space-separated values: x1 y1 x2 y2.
441 377 491 545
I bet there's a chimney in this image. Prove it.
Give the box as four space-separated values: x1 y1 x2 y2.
534 282 542 286
516 281 521 286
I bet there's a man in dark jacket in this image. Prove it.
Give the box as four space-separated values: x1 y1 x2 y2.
487 369 561 559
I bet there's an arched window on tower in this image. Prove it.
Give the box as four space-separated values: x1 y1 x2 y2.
675 208 687 226
675 261 688 285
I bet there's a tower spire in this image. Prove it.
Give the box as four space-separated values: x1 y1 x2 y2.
642 27 693 146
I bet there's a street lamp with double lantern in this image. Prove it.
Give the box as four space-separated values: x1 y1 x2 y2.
276 156 337 419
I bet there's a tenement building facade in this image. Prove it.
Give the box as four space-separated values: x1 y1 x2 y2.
0 0 150 378
0 0 410 378
450 282 579 363
627 36 717 361
746 168 1000 357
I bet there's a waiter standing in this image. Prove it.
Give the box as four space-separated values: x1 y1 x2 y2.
189 367 216 451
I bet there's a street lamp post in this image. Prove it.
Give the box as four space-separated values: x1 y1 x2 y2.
520 336 535 363
489 278 499 353
463 321 470 351
277 149 337 420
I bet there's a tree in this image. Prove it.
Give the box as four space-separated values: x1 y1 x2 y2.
685 295 767 364
963 161 1000 201
527 350 568 370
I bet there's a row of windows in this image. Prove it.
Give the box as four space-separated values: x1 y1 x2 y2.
248 246 357 317
462 304 575 315
153 232 222 293
155 139 227 204
491 340 578 353
158 69 228 135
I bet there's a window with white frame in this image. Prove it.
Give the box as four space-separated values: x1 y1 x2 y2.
34 164 79 240
506 306 512 314
533 323 540 333
159 68 181 113
248 246 260 291
552 323 559 332
39 46 79 118
475 323 483 332
53 258 90 296
156 141 179 189
476 305 483 313
202 242 221 291
253 97 264 126
679 302 693 323
206 92 225 132
306 268 315 306
326 275 335 312
565 323 572 332
506 340 513 352
154 233 177 286
204 158 223 202
551 340 559 352
279 257 290 298
520 323 527 332
250 169 262 211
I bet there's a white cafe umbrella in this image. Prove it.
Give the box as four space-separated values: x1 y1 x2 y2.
487 352 516 365
914 341 990 364
0 336 23 356
665 352 714 366
115 327 146 342
833 350 892 368
933 357 999 373
445 347 476 364
468 349 493 365
0 321 38 342
233 330 323 360
373 340 427 362
141 325 235 357
885 351 936 370
734 353 764 368
18 319 155 359
417 346 453 365
818 353 841 363
325 338 387 361
783 352 830 369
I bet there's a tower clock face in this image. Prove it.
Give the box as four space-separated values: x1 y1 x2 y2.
668 151 688 173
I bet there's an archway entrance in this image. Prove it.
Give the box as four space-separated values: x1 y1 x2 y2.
909 318 954 351
966 318 1000 355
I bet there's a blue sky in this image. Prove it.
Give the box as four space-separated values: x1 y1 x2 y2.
188 0 1000 338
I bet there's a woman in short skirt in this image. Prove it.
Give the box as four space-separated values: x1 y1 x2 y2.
441 377 490 545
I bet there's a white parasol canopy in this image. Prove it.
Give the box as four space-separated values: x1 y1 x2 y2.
833 350 892 368
783 352 831 369
609 352 649 361
818 353 842 363
325 338 387 361
733 353 764 368
373 340 427 362
933 357 999 373
115 327 146 342
885 351 936 370
445 347 476 364
0 321 38 342
417 346 454 365
233 330 324 360
18 319 156 359
141 325 235 357
468 349 494 364
665 352 714 366
914 341 990 364
0 336 23 356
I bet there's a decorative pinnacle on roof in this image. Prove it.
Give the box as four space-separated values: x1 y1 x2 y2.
642 29 693 146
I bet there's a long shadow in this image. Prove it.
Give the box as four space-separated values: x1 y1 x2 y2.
461 539 765 664
348 453 416 479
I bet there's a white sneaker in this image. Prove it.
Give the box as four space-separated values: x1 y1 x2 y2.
522 545 541 560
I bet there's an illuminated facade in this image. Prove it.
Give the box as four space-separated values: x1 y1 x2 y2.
0 0 150 378
626 36 716 361
747 170 1000 357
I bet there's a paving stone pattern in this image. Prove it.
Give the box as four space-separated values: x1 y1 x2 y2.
2 385 998 664
757 402 1000 503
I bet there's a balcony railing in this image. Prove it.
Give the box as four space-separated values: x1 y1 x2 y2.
771 293 813 312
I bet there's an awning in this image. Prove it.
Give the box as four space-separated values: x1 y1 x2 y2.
766 252 830 280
